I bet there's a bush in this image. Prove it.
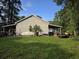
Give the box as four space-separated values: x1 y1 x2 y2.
73 36 79 41
58 34 70 38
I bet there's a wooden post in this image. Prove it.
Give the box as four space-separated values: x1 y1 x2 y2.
8 29 11 36
60 28 61 35
2 27 5 32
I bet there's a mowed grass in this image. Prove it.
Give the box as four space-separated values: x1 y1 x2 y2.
0 36 79 59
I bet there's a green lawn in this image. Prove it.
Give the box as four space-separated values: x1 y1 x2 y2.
0 36 79 59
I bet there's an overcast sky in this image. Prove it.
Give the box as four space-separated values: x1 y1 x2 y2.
19 0 62 21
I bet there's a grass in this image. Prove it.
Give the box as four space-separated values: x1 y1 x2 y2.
0 36 79 59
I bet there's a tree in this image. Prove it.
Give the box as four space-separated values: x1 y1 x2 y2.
0 1 6 25
0 0 22 36
53 0 79 36
29 25 33 32
29 25 42 36
33 25 42 36
1 0 22 24
20 16 25 19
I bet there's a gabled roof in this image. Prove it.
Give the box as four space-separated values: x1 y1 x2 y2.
15 15 34 24
15 15 49 24
2 15 62 28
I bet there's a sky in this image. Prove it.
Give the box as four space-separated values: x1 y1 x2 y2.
19 0 62 21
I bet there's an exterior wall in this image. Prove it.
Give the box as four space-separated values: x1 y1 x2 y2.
16 16 49 35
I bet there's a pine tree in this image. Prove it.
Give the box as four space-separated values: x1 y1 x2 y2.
1 0 22 24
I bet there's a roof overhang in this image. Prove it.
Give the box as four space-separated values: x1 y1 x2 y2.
49 24 62 28
2 24 16 28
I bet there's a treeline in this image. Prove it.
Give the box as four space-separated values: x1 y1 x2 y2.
51 0 79 36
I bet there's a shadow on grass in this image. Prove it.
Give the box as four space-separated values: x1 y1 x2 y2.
0 36 22 40
0 39 74 59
